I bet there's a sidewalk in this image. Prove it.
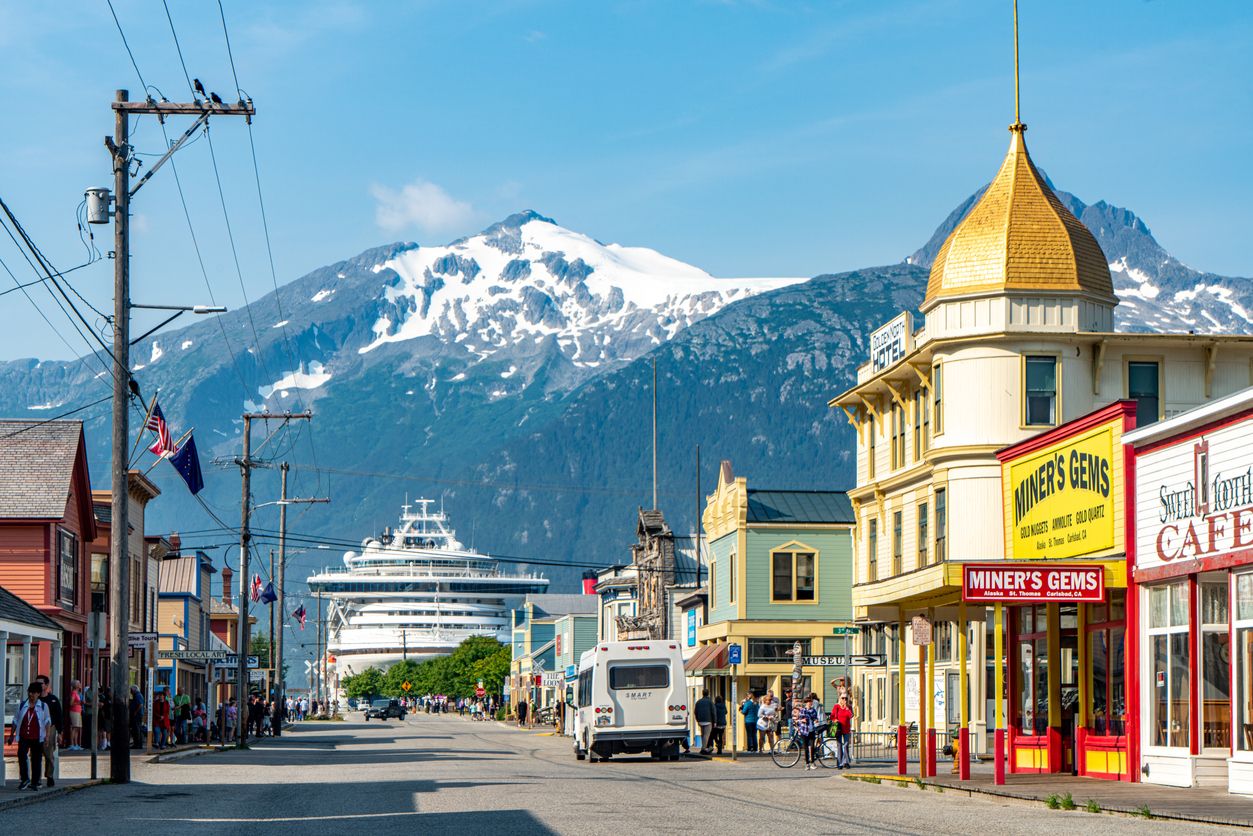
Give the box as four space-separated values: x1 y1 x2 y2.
845 761 1253 828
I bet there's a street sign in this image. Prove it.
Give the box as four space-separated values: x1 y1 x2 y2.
128 632 158 647
804 654 886 667
475 686 486 698
831 626 859 636
401 681 412 692
158 649 227 661
911 615 932 646
727 643 742 666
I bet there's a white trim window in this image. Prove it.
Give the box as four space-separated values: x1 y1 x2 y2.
1235 573 1253 755
1146 581 1190 750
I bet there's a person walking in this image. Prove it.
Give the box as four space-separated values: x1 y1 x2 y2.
128 685 145 750
739 693 759 753
98 686 113 750
67 680 83 750
796 693 821 770
757 691 779 753
693 690 714 755
14 683 52 791
831 693 854 769
712 695 728 755
153 690 171 749
173 689 191 744
35 674 62 786
516 697 528 728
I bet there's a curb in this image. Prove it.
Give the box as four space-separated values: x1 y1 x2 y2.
150 745 216 764
0 778 103 813
839 773 1253 829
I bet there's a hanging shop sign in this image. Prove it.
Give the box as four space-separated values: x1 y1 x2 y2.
870 312 913 373
962 563 1105 603
1001 415 1123 560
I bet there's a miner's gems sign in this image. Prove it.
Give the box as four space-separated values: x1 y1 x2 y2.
1002 417 1122 560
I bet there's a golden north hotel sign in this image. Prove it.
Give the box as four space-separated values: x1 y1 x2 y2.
999 407 1129 561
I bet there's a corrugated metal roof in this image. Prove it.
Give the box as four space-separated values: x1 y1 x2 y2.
526 593 598 616
0 421 83 519
746 490 854 525
158 555 198 596
0 584 63 632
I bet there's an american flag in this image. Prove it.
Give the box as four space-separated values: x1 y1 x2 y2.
250 573 263 603
145 402 179 457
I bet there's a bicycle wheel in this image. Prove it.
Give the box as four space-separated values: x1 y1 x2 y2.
817 738 840 769
772 736 802 768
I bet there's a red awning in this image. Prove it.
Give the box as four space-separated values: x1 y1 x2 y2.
684 640 729 674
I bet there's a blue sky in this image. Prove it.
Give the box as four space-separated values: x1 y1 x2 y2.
2 0 1251 360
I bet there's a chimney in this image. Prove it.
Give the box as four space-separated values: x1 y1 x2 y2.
169 532 181 554
222 565 234 603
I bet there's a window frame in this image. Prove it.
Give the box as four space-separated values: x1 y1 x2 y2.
932 362 943 435
57 527 78 609
917 501 929 567
891 402 905 470
1022 354 1061 428
868 519 879 583
1124 357 1164 427
867 414 877 480
1145 580 1191 751
769 544 819 604
729 550 736 604
934 488 947 563
891 510 903 576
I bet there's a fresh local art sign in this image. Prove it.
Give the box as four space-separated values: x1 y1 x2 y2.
962 563 1105 603
1135 415 1253 570
1003 419 1119 560
870 312 912 373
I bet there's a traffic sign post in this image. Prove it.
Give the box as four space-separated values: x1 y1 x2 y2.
727 644 741 761
831 626 859 636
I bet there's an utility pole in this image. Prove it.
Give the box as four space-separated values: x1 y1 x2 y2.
652 357 658 510
268 548 276 701
236 411 310 745
107 89 132 784
273 461 327 737
101 89 255 781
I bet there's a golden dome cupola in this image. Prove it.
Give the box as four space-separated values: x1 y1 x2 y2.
921 123 1115 314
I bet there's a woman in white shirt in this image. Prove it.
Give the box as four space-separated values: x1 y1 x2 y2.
756 691 780 753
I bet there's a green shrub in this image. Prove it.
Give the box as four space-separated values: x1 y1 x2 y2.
1084 799 1100 814
1045 793 1062 810
1059 792 1075 810
1135 805 1152 819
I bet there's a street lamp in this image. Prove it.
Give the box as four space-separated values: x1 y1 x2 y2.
129 303 227 346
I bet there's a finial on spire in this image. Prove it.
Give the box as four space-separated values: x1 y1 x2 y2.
1011 0 1026 133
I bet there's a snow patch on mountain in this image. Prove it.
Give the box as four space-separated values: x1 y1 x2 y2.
311 289 334 302
149 342 164 364
357 211 802 369
258 361 332 399
1109 257 1159 300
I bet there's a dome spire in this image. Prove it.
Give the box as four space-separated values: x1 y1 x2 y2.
1012 0 1025 133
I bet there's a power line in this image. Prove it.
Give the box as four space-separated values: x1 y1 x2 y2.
106 0 147 93
162 0 194 94
0 396 113 439
217 0 243 97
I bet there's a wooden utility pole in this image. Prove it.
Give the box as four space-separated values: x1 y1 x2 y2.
105 89 255 780
236 411 310 745
107 89 132 783
273 462 327 737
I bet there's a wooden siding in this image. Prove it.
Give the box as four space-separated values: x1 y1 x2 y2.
707 532 736 624
0 523 49 603
744 528 853 621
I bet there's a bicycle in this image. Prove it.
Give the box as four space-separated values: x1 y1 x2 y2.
771 723 840 768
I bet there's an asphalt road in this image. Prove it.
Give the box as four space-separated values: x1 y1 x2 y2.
0 715 1242 834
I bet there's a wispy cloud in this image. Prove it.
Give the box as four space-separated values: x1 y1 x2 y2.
370 179 477 235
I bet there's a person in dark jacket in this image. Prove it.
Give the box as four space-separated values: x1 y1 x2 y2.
693 690 714 754
129 685 145 749
36 675 62 786
740 694 759 752
711 695 728 755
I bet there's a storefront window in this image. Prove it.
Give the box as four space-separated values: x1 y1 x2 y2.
1201 580 1230 750
1087 591 1126 735
1017 606 1049 735
1148 580 1190 749
747 638 811 664
1237 573 1253 752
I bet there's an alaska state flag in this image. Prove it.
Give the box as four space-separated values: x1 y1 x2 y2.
260 582 278 605
169 434 204 495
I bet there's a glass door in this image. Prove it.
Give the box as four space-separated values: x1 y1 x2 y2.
1201 579 1231 753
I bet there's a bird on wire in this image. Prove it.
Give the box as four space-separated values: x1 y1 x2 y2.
193 78 207 99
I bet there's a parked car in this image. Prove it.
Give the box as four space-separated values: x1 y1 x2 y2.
363 698 406 721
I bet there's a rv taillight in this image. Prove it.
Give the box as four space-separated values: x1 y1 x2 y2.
669 644 677 649
680 705 686 711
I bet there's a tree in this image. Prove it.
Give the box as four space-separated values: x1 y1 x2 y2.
249 632 289 688
382 660 423 697
342 667 384 700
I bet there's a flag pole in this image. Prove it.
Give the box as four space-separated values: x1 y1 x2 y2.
142 427 193 478
128 390 160 467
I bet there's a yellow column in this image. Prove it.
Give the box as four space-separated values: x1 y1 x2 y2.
1046 603 1061 730
897 607 907 727
994 603 1004 731
958 601 968 733
1077 603 1088 731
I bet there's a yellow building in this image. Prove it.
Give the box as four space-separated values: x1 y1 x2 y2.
829 93 1253 780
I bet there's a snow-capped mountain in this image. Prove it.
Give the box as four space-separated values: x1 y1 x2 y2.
358 210 798 369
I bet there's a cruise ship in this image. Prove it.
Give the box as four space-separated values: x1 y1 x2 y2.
305 499 548 676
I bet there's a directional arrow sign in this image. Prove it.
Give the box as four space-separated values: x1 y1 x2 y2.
803 654 886 667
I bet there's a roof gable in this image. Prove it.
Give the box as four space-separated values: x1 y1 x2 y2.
0 421 94 530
